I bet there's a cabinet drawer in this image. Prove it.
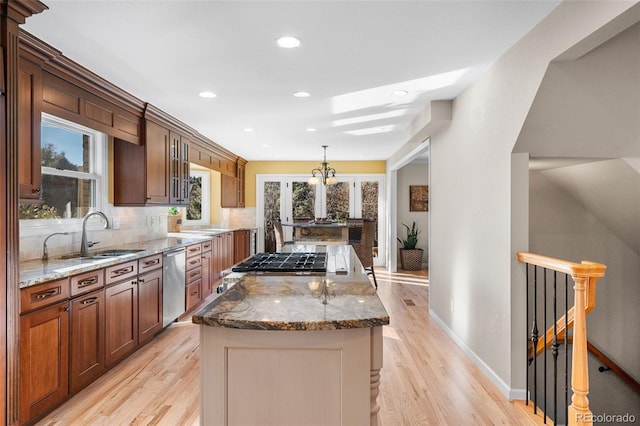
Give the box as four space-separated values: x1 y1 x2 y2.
70 269 105 297
186 279 202 311
186 243 202 258
186 266 202 283
138 254 162 273
20 278 70 314
186 255 202 271
105 260 138 285
202 239 212 252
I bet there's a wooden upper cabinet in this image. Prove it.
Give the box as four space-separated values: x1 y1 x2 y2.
145 120 171 204
18 57 43 203
237 159 247 208
221 174 238 208
221 159 247 208
169 132 190 206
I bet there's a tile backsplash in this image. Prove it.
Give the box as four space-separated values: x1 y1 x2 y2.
19 205 169 262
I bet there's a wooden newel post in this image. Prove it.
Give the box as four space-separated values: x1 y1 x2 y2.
568 274 591 426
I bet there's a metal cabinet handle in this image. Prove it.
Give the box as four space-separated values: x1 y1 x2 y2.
80 297 98 305
112 266 134 276
78 276 98 287
138 278 145 283
143 259 160 266
34 289 58 300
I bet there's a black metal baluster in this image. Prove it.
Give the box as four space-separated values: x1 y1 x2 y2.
552 271 559 424
564 274 569 424
531 265 539 414
543 267 548 423
526 263 530 406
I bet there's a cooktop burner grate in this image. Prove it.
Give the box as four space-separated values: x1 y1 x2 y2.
232 252 327 273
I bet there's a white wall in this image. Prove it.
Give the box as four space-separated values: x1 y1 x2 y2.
423 0 639 398
396 163 429 267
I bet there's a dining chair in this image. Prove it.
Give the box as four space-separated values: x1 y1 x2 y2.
273 220 293 251
351 218 378 289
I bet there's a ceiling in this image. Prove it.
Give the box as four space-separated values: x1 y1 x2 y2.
23 1 560 162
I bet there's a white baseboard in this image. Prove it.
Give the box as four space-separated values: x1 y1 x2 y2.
428 308 527 401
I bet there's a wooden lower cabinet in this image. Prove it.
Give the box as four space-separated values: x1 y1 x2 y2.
70 288 105 394
105 279 138 367
138 268 163 346
186 279 203 312
233 230 250 264
201 248 213 298
19 301 70 424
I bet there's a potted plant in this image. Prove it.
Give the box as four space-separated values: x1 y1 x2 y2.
167 207 182 233
397 221 423 270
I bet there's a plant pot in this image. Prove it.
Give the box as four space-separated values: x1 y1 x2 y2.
399 248 423 271
167 215 182 233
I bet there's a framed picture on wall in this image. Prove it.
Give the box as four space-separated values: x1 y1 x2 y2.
409 185 428 211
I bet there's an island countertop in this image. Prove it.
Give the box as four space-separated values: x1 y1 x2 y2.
192 245 389 331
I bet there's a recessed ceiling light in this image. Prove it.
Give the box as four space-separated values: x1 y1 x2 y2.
276 36 301 48
392 89 408 96
261 144 270 148
293 91 311 98
243 128 254 132
199 91 217 98
306 128 317 132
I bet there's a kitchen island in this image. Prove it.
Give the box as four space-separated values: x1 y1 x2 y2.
192 244 389 426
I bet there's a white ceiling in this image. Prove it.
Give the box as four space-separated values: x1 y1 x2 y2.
23 0 560 161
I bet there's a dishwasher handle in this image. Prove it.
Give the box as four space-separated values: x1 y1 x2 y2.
164 248 186 258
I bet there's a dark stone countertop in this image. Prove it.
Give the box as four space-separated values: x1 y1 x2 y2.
192 245 389 331
19 234 212 288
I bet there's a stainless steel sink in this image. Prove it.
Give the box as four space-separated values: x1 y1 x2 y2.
57 248 145 260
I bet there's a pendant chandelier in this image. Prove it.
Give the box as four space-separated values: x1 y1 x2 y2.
309 145 337 185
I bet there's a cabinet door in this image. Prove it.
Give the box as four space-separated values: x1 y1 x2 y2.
221 174 238 207
212 235 222 286
186 279 202 312
226 232 235 269
145 120 171 204
233 230 250 264
19 301 69 424
18 58 43 203
201 249 212 298
237 161 246 208
105 279 138 367
138 268 163 346
70 289 105 394
169 132 190 205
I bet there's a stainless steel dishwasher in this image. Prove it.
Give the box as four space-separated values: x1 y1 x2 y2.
162 247 186 327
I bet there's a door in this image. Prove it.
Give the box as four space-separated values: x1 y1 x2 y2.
257 174 385 260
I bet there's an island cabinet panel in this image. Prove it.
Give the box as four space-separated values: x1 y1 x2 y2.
137 268 163 346
19 300 70 424
201 327 376 426
105 279 138 367
70 288 105 394
18 57 43 203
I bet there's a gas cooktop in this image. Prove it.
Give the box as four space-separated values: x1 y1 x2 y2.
232 252 327 273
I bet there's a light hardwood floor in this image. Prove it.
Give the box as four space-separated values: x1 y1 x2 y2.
37 269 536 426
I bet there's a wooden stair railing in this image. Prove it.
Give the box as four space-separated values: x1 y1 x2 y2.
517 252 606 426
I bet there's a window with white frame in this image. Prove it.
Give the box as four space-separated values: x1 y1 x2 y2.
19 113 106 220
185 169 210 226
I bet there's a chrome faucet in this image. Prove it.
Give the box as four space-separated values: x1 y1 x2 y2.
42 232 69 261
81 211 110 257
